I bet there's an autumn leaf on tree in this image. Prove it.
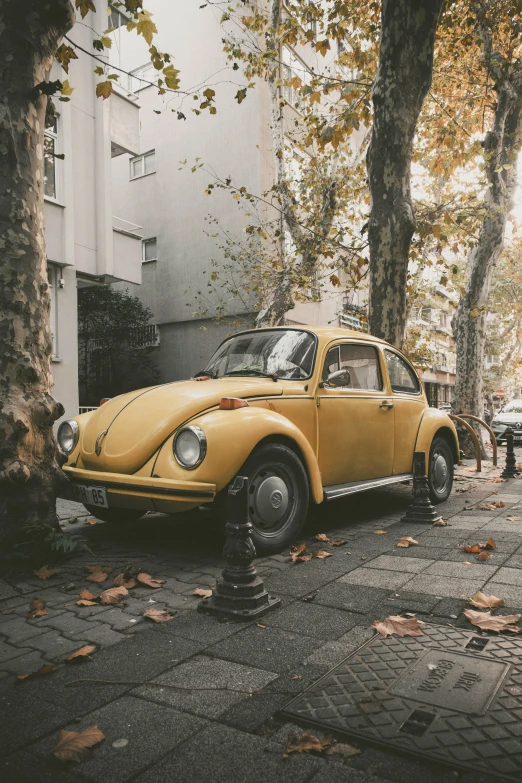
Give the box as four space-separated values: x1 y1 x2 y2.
33 565 62 580
128 10 158 46
464 609 522 633
235 88 247 104
372 616 425 638
468 591 505 610
75 0 96 19
55 44 78 74
27 598 47 620
397 537 419 548
96 80 114 100
53 725 104 763
66 645 97 662
284 732 332 757
99 586 128 605
137 573 165 589
143 607 175 623
163 64 180 91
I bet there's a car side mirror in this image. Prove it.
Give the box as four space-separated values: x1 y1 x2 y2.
325 369 351 388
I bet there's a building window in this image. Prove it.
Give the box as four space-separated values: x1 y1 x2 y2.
47 263 59 358
281 47 311 109
128 62 155 93
142 237 157 263
130 150 156 179
44 116 59 200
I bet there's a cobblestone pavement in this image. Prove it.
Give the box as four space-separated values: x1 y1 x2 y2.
1 452 522 783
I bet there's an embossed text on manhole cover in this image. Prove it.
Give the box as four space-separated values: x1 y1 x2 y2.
281 624 522 781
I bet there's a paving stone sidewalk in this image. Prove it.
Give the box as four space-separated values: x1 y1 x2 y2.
1 454 522 783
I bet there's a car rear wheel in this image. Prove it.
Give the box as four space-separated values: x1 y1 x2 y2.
84 506 144 524
427 436 454 504
226 443 309 555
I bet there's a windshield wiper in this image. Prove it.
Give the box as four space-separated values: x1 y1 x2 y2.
223 369 278 382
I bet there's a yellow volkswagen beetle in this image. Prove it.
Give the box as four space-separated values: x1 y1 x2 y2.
58 327 459 553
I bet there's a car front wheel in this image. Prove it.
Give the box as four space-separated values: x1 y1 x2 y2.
84 506 144 524
231 443 309 555
427 436 454 504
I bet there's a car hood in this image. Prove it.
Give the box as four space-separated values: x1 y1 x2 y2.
80 378 283 473
493 413 522 426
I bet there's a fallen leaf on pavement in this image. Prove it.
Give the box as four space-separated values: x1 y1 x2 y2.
16 664 57 683
477 504 496 510
494 501 506 507
507 516 522 522
27 598 47 620
462 545 481 553
315 533 329 542
53 725 105 763
372 616 425 638
137 572 165 589
314 550 332 559
303 592 317 602
33 565 62 580
482 538 497 550
100 586 128 605
76 599 98 607
330 540 346 546
80 588 98 600
112 573 138 589
468 591 505 609
290 543 312 562
84 518 97 525
326 743 360 759
464 609 522 633
66 645 97 662
397 537 419 548
84 566 112 583
143 607 175 623
494 479 506 483
511 506 520 510
193 588 212 598
284 732 332 757
477 550 490 560
433 518 448 526
462 561 473 565
374 530 388 535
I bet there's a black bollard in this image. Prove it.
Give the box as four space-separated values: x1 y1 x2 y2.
401 452 442 524
198 475 281 619
501 429 521 478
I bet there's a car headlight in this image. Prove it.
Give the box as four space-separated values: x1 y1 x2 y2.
57 420 79 455
173 426 207 469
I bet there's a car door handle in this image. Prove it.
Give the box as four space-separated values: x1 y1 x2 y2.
380 401 394 409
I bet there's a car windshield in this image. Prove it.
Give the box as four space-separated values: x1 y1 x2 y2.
503 401 522 414
203 329 316 380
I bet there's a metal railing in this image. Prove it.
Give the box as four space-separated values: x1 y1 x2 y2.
79 406 99 415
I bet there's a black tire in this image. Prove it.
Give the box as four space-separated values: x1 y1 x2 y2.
84 506 144 524
427 436 454 504
227 443 309 555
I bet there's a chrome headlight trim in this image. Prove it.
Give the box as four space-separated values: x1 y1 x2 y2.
173 425 207 470
57 420 79 455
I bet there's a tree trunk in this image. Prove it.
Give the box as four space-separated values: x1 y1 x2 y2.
452 73 522 456
0 0 75 546
367 0 444 347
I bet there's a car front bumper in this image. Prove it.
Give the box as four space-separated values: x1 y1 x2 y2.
61 466 216 513
491 425 522 443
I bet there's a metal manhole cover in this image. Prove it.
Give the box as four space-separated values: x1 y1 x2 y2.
281 623 522 781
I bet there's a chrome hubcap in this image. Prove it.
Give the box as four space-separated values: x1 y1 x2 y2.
432 452 449 492
249 466 293 534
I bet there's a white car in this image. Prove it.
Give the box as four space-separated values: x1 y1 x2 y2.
491 400 522 445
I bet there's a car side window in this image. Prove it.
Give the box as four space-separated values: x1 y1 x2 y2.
385 351 421 394
339 344 383 390
322 346 340 381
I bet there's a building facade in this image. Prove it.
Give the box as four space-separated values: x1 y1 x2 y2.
46 0 142 421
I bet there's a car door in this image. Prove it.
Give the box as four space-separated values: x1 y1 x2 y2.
384 349 427 474
317 341 395 486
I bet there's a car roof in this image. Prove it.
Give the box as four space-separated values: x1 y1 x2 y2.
235 325 388 345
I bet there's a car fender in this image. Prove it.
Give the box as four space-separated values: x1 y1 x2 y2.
414 408 460 471
153 406 324 504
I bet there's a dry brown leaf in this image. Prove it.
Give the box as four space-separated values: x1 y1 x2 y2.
16 664 57 683
290 543 312 562
285 732 332 756
137 572 165 589
80 588 98 601
143 607 175 623
76 599 98 607
464 609 522 633
84 518 97 525
507 516 522 522
485 538 497 550
193 588 212 598
326 743 360 759
27 597 47 620
397 537 419 548
513 505 521 509
494 479 506 483
100 586 128 605
374 530 388 535
330 540 346 546
112 573 137 589
477 503 496 510
53 725 105 763
468 591 505 610
66 645 97 662
462 561 473 565
477 550 490 561
33 565 62 580
315 533 329 542
433 518 448 526
84 566 112 583
372 616 425 638
314 550 333 559
462 545 481 553
494 501 506 507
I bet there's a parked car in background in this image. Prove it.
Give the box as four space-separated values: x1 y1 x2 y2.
491 400 522 445
58 327 459 553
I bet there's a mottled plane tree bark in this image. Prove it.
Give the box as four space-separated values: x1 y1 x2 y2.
367 0 444 347
0 0 75 544
452 26 522 452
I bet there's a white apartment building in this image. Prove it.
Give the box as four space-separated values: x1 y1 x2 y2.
46 1 142 421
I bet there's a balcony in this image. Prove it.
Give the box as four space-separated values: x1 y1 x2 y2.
110 91 140 158
112 216 142 285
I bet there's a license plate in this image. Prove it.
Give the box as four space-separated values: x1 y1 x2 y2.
72 484 108 508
